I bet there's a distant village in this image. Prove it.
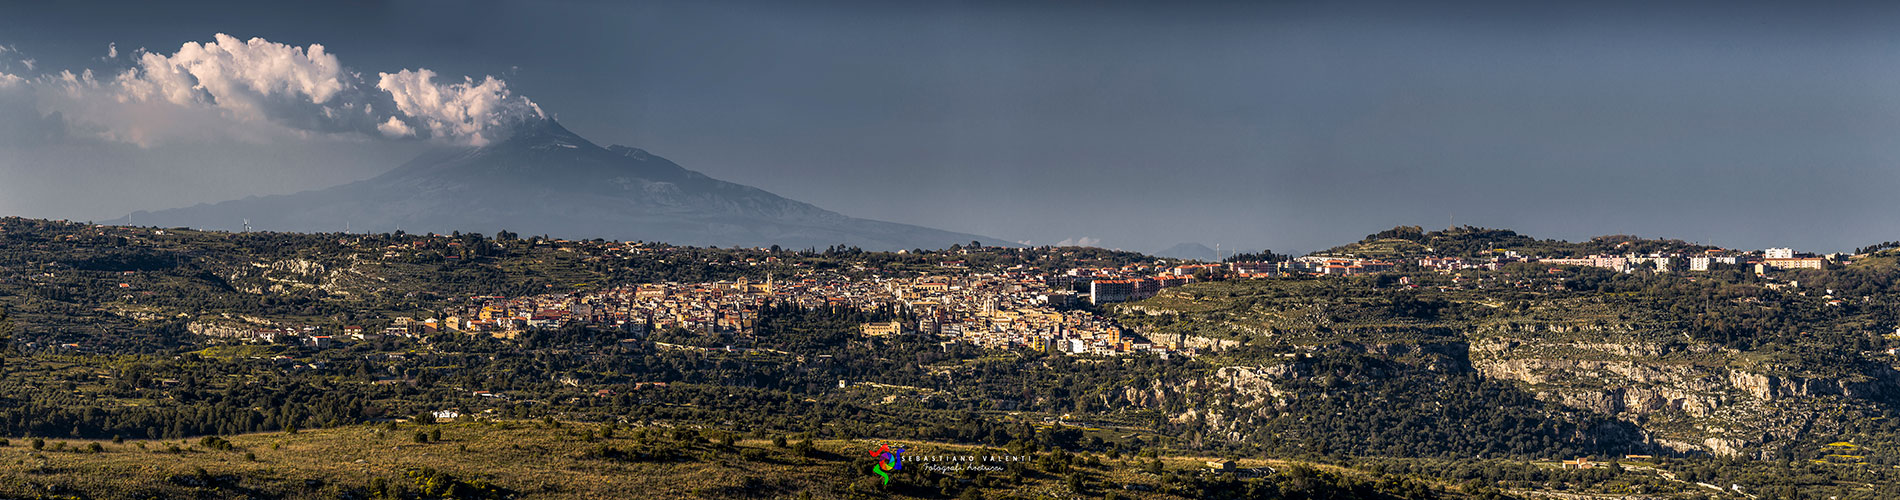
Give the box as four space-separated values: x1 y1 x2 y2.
186 236 1843 357
1406 246 1832 274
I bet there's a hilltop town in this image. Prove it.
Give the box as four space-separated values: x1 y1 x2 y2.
161 222 1854 364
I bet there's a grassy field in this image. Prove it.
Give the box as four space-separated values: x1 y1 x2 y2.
0 420 1334 500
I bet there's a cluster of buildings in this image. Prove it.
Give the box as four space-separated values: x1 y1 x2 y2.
1288 256 1397 276
439 276 789 338
1410 247 1832 274
394 245 1828 354
896 274 1153 355
178 232 1843 355
1057 262 1286 305
411 271 1182 356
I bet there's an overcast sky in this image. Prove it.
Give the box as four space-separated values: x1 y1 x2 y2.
3 1 1900 254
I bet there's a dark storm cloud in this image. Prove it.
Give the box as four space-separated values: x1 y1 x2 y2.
1 1 1898 253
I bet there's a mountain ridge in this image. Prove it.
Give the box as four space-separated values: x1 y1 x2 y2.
1153 242 1218 261
113 120 1006 250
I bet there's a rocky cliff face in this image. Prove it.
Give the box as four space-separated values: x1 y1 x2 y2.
1466 334 1897 458
1116 324 1895 459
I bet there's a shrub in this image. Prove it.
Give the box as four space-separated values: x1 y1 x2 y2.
199 436 234 451
406 466 514 499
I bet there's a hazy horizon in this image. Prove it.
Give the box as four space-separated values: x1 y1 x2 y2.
3 1 1899 254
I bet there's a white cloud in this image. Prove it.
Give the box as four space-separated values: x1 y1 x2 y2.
16 33 546 147
1055 237 1101 247
106 43 117 59
376 69 542 146
116 34 350 122
377 116 415 138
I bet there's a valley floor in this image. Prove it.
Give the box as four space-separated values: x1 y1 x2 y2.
0 420 1383 500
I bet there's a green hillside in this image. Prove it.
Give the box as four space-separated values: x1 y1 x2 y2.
5 217 1900 498
1317 226 1716 259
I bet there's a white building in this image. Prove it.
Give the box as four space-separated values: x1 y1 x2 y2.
1765 248 1795 259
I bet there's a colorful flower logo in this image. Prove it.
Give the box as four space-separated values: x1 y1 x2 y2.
868 443 905 484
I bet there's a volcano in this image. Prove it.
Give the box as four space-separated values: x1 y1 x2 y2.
116 120 1005 250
